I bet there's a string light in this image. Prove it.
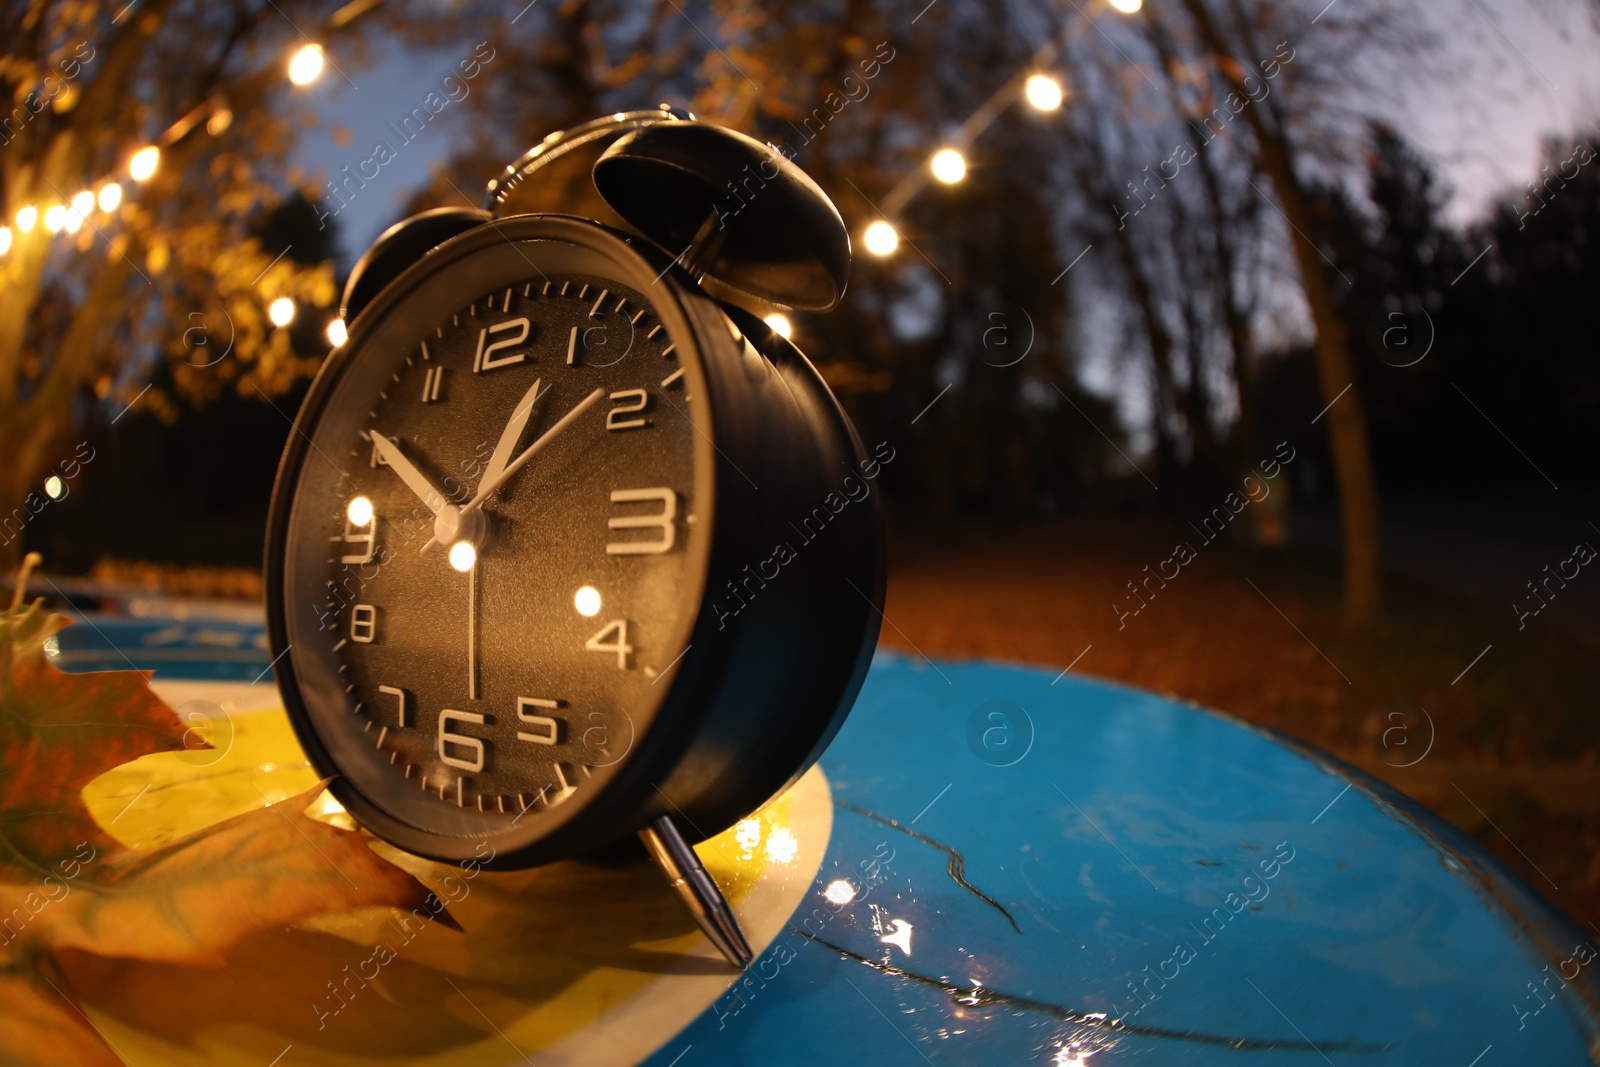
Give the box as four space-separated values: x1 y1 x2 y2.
0 227 10 255
326 318 348 346
288 44 325 86
71 191 94 216
930 148 967 184
269 297 296 326
763 313 793 338
1108 0 1142 11
63 208 83 234
129 146 159 181
1025 73 1065 111
43 205 66 233
15 206 36 233
97 182 122 212
863 220 899 256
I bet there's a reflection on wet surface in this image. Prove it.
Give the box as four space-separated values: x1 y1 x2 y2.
837 799 1021 932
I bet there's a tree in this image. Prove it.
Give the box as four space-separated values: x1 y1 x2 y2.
0 1 424 569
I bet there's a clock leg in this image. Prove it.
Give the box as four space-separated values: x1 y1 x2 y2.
639 814 753 968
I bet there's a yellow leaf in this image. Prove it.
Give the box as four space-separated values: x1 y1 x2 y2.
0 558 448 1065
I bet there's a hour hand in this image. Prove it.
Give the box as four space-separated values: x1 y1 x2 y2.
369 433 447 513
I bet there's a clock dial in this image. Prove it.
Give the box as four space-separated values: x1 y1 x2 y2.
279 265 710 839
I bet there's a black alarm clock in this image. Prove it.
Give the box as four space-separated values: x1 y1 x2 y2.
263 108 884 967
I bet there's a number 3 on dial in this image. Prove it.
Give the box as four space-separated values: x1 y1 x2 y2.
606 488 676 555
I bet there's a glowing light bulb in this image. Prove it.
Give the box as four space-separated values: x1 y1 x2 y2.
62 208 83 234
931 148 967 184
0 227 10 255
97 182 122 212
44 476 65 500
449 541 477 572
863 220 899 256
269 297 295 327
763 313 792 339
1025 73 1065 111
43 205 66 233
574 585 602 616
288 44 325 86
129 146 159 181
326 318 348 346
16 206 36 233
346 496 373 526
1109 0 1142 12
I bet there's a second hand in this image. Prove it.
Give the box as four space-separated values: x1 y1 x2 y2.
469 558 478 701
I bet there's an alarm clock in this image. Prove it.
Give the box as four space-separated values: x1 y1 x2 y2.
263 108 884 968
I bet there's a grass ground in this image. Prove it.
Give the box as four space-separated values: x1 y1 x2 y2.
878 517 1600 936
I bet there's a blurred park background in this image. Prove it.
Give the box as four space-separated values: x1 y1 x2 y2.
2 0 1598 931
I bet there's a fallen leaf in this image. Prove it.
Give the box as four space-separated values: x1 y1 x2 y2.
0 556 446 1064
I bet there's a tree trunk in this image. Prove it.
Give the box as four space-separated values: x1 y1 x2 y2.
1180 0 1383 625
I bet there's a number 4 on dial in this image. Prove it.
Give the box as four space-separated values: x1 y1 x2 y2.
585 619 633 668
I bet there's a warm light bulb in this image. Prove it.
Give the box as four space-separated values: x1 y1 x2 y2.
129 146 160 181
1109 0 1142 12
16 206 36 233
449 541 477 572
346 496 373 527
763 313 793 339
0 227 10 255
44 476 65 500
97 182 122 212
71 191 94 216
43 205 66 233
1025 73 1065 111
62 208 83 234
574 585 602 617
288 44 325 86
326 318 348 346
931 148 967 184
268 297 295 327
863 220 899 256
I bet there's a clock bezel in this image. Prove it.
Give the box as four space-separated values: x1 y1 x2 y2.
265 215 724 864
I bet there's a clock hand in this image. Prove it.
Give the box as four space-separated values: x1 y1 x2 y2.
422 388 604 553
479 377 545 495
370 433 448 513
459 387 605 515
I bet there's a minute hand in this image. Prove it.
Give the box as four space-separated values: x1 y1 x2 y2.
459 387 605 515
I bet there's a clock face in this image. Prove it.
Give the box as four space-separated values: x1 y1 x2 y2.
275 241 714 848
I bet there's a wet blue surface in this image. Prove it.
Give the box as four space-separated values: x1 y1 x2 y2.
48 614 272 682
646 653 1600 1066
53 618 1599 1063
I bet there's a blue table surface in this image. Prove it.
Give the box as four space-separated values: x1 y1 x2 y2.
51 617 1600 1065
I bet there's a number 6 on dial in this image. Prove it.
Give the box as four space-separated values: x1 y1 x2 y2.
438 708 486 771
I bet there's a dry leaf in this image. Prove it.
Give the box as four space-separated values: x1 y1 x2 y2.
0 556 446 1065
